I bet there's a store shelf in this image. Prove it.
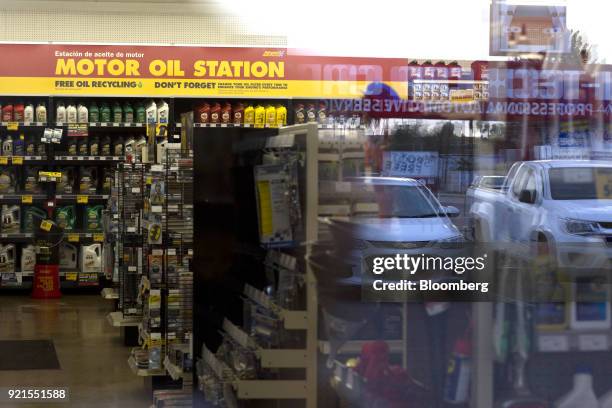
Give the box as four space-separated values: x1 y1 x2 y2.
317 124 366 130
101 287 119 300
127 356 165 377
537 328 612 352
56 122 145 128
0 156 47 164
55 194 110 202
163 356 184 381
192 123 261 128
318 340 405 355
0 194 47 202
107 311 140 328
0 233 34 241
54 156 125 163
232 380 308 399
1 122 47 127
243 284 307 330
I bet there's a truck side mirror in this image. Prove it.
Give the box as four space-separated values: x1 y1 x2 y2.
443 206 461 217
519 189 535 204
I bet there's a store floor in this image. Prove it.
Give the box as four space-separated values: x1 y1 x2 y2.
0 294 150 407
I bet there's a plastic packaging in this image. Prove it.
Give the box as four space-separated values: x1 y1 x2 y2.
443 337 471 404
35 103 47 123
570 277 611 329
254 104 265 128
89 102 100 123
77 104 88 123
196 102 211 123
2 103 14 122
112 102 123 123
157 100 169 124
2 135 13 157
21 245 36 272
210 103 221 124
23 104 34 123
13 103 24 122
555 365 598 408
60 243 78 270
66 102 77 124
265 105 276 127
56 205 76 231
123 102 134 123
13 134 25 156
244 104 255 125
145 100 157 125
100 103 111 122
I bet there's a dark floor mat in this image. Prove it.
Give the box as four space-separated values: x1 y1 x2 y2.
0 340 60 370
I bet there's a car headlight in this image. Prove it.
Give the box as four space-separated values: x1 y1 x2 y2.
561 218 600 235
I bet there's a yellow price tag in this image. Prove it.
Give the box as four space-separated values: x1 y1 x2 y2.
40 171 62 179
93 233 104 242
77 195 89 204
68 233 80 243
21 195 33 204
146 176 152 185
40 220 52 231
0 157 7 165
7 122 18 131
65 272 78 281
12 157 23 165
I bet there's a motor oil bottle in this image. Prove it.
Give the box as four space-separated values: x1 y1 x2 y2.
13 102 24 122
294 103 305 124
89 102 99 123
123 101 134 123
232 103 244 125
0 169 13 193
24 103 34 123
1 205 20 233
100 102 111 123
57 167 74 194
101 136 111 156
84 205 103 231
78 137 89 156
305 103 316 123
221 103 232 124
13 134 25 156
24 167 42 193
316 102 327 125
254 104 266 128
422 60 434 100
55 205 76 231
66 102 77 124
80 243 102 273
77 104 88 123
265 105 276 127
0 244 16 272
556 365 598 408
67 138 78 156
2 135 13 157
135 103 146 124
135 136 147 162
56 102 66 123
145 100 157 125
79 167 98 194
101 168 112 193
21 245 36 272
25 136 36 156
274 104 287 127
157 100 169 124
244 104 255 126
59 243 77 270
22 206 46 232
196 102 211 123
35 103 47 123
2 103 14 121
112 102 123 123
89 135 99 156
124 136 136 162
113 137 124 156
210 102 221 124
36 140 45 157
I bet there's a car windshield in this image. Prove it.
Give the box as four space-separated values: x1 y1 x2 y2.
549 167 612 200
374 184 443 218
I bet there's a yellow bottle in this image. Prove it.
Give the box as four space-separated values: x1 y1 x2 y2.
265 105 277 128
254 104 266 128
275 105 287 127
244 104 255 126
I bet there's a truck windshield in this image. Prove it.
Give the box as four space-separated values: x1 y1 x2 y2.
549 167 612 200
374 185 443 218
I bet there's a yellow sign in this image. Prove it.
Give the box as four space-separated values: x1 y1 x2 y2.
77 195 89 204
7 122 18 131
0 157 8 165
21 195 33 204
68 234 80 243
12 157 23 165
40 219 52 231
596 168 612 199
94 233 104 242
65 272 78 281
39 171 62 179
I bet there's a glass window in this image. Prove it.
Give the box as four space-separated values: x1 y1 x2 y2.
549 167 608 200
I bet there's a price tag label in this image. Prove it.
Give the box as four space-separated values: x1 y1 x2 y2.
93 233 104 242
21 195 33 204
0 157 7 165
12 157 23 165
68 234 80 243
7 122 18 131
40 219 53 231
65 272 78 281
77 195 89 204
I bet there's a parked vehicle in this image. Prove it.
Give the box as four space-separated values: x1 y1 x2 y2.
469 160 612 269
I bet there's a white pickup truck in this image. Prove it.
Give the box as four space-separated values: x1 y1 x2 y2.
469 160 612 269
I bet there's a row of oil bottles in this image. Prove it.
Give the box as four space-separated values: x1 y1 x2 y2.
0 242 102 274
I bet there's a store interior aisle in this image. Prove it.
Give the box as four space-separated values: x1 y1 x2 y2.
0 295 149 407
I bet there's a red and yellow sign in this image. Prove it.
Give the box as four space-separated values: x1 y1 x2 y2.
0 44 408 99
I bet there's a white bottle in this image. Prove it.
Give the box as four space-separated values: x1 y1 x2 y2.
570 278 611 330
157 100 169 124
23 104 34 123
35 103 47 123
555 366 598 408
601 389 612 408
66 103 77 124
56 103 67 123
145 100 157 125
77 104 88 124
